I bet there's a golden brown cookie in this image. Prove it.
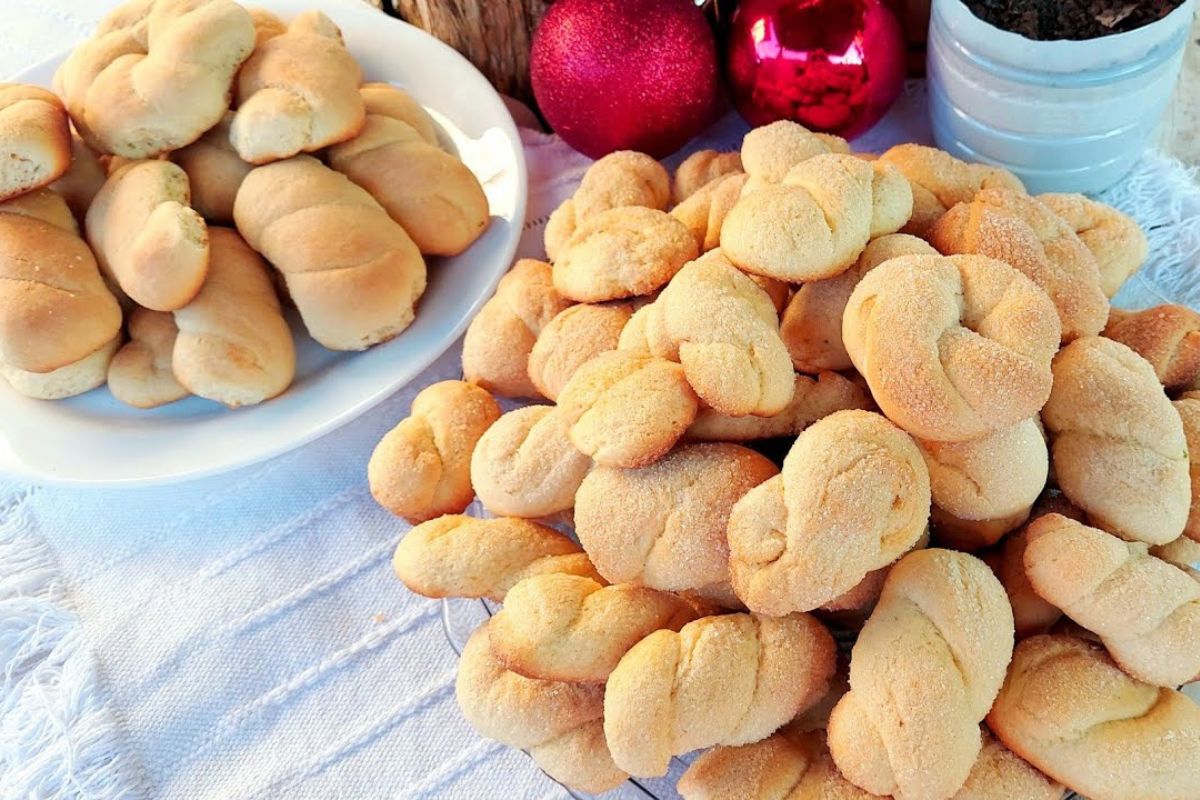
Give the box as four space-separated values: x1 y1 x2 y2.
527 302 632 401
1039 192 1146 297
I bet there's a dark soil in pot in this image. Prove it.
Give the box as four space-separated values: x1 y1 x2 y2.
962 0 1186 40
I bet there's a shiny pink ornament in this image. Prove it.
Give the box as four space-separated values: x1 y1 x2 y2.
531 0 721 159
726 0 906 138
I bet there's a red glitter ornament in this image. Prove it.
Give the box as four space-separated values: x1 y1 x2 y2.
531 0 721 159
726 0 906 138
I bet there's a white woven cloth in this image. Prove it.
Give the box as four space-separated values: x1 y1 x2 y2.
3 3 1200 800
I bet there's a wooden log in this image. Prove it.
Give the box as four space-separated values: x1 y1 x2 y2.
389 0 549 103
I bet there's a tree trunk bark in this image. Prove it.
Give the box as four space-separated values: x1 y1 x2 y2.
388 0 549 104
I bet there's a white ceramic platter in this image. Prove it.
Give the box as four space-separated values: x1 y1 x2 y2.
0 0 526 486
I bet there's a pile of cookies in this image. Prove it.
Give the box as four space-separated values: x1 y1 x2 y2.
0 0 488 407
374 122 1200 798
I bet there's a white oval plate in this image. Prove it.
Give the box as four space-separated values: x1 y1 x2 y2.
0 0 526 487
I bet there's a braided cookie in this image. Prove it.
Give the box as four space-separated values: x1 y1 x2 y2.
617 252 795 417
670 172 749 252
673 149 743 203
553 206 698 302
328 86 488 256
470 405 592 518
456 621 627 794
827 549 1014 800
556 350 700 468
843 254 1060 442
368 381 500 523
687 371 870 442
0 84 71 202
876 144 1024 237
780 233 937 373
54 0 255 158
0 189 122 375
233 156 426 351
172 226 295 407
544 150 670 261
1041 335 1189 545
928 189 1108 341
679 725 1061 800
230 11 365 164
988 635 1200 800
107 309 187 409
1104 304 1200 392
527 303 632 401
1023 513 1200 687
740 120 850 191
721 154 912 282
1038 192 1147 297
393 515 600 602
575 443 777 603
461 259 571 399
604 612 837 777
86 160 210 311
728 410 929 616
487 574 697 682
918 418 1047 551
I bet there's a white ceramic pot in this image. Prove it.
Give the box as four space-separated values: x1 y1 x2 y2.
927 0 1196 193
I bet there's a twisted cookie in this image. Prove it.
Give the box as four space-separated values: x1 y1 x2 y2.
526 303 631 401
0 84 71 202
740 120 849 190
988 635 1200 800
234 156 426 351
54 0 255 158
487 573 697 682
828 549 1014 800
1104 304 1200 392
780 233 937 373
328 85 488 256
393 515 600 602
1024 513 1200 687
728 410 930 616
107 309 187 409
843 254 1060 442
679 725 1061 800
876 144 1024 237
721 154 912 282
575 443 778 603
544 150 670 261
604 612 836 777
928 189 1108 341
556 350 699 468
618 252 795 417
673 149 743 202
461 259 571 399
1041 336 1189 545
553 206 698 302
687 371 870 442
86 160 209 311
231 11 365 164
172 114 250 223
0 189 121 375
470 405 592 518
172 226 295 407
1038 192 1146 297
457 621 627 794
368 381 500 523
